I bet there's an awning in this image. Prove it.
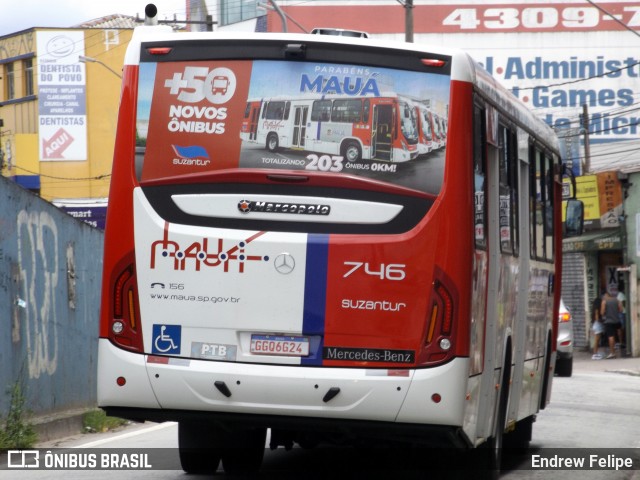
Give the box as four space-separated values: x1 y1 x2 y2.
562 229 623 253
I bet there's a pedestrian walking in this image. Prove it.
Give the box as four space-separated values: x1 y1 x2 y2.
591 289 605 360
600 288 622 359
617 282 627 351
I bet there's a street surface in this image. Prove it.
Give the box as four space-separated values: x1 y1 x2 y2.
2 350 639 479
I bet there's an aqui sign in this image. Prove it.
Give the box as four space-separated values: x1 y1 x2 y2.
36 31 87 161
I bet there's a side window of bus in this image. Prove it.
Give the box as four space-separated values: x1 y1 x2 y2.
266 101 286 120
332 99 362 123
473 104 487 250
498 125 519 255
244 103 251 118
530 147 554 262
498 125 512 254
544 155 554 261
283 101 291 121
311 100 332 122
363 99 370 122
509 130 519 256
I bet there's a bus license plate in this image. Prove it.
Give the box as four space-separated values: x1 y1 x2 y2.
250 335 309 357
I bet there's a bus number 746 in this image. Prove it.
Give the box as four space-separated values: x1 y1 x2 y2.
343 262 406 281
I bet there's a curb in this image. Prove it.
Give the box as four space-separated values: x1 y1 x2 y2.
32 408 88 444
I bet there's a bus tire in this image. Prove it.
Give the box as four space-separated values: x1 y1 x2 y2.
341 140 362 162
504 416 533 452
555 356 573 377
477 380 508 479
266 133 279 152
221 427 267 474
472 350 511 480
178 421 222 474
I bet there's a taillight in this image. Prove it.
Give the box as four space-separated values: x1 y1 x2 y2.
110 264 143 352
420 277 457 366
146 47 173 55
421 58 447 68
559 312 571 323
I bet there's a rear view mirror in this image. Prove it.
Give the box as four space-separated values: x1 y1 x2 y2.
565 199 584 237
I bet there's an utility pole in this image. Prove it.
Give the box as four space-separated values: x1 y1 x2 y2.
269 0 288 32
582 103 591 173
405 0 414 43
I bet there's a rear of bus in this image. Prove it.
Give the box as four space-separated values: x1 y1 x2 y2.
98 25 476 466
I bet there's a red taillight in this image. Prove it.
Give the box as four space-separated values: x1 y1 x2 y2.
421 278 457 366
435 281 453 335
146 47 173 55
421 58 447 68
559 312 571 323
111 264 143 352
113 266 133 317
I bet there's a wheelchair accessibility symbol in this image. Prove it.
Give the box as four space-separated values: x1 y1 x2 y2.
152 324 181 354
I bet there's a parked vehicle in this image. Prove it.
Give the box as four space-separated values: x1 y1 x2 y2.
556 298 573 377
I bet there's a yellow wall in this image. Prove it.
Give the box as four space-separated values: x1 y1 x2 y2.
39 29 133 201
15 133 39 173
1 28 132 201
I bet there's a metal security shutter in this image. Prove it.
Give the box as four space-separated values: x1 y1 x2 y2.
561 253 588 349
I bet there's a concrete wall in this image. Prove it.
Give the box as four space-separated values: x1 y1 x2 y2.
0 175 104 417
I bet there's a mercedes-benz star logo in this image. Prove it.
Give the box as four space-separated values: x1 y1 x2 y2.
238 200 251 213
274 253 295 274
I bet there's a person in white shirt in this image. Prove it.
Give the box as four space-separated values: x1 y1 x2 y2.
617 282 626 351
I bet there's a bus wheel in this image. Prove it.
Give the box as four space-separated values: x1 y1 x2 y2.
555 356 573 377
342 141 362 162
479 409 505 480
472 359 510 480
221 427 267 474
266 133 279 152
178 421 222 474
504 416 533 452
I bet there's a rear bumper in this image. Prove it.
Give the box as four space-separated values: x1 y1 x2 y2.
98 339 468 434
557 350 572 360
104 406 469 447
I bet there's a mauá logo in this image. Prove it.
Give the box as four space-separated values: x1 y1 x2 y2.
300 74 380 96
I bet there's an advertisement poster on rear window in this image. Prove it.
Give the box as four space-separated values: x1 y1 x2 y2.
138 59 450 194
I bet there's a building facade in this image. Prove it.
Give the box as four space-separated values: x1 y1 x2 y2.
0 23 135 227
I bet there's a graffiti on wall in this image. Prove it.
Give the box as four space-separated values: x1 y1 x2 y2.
16 210 59 379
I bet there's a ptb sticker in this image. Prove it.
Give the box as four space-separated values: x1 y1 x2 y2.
152 324 181 354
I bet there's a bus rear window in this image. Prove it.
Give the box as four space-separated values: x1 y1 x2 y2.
136 59 450 195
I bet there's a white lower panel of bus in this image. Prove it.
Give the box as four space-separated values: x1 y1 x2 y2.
98 339 468 426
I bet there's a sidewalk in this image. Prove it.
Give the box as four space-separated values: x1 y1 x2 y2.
573 348 640 376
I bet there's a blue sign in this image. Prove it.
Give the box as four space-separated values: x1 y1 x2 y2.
152 324 181 355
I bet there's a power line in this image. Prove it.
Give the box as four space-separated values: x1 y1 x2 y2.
550 104 640 130
7 164 111 181
556 117 640 138
583 0 640 39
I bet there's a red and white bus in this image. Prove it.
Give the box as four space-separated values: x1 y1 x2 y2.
99 5 573 477
414 102 436 155
240 93 420 163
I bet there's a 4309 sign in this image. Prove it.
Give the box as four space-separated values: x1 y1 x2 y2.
442 5 640 32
